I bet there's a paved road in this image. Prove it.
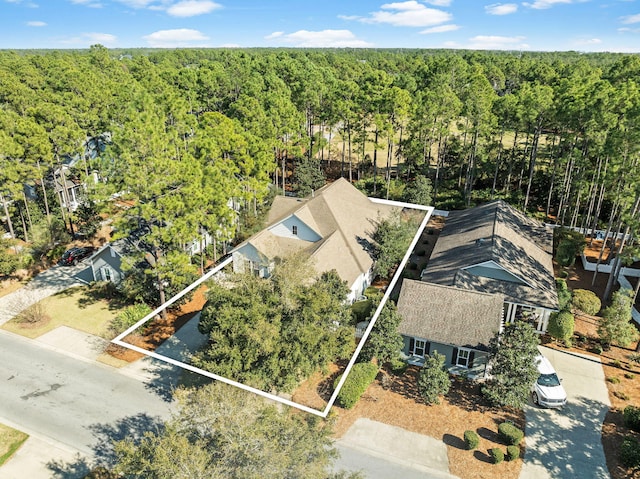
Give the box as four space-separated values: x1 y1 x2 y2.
521 346 611 479
0 331 173 469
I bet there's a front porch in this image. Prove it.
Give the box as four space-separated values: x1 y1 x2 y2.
400 352 487 380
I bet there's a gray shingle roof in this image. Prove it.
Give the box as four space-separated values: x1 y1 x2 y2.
422 200 558 310
396 280 503 351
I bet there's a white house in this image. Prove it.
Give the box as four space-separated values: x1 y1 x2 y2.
232 178 399 303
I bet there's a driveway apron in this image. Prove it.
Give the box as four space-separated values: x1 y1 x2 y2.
521 346 611 479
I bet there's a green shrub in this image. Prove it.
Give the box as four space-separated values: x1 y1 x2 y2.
607 376 621 384
625 373 635 380
612 359 622 368
571 289 602 315
408 262 418 270
351 299 373 322
415 249 426 256
548 310 574 346
389 357 408 376
629 353 640 364
489 448 504 464
623 405 640 432
498 422 524 446
555 278 572 310
614 391 630 401
109 303 153 336
464 430 479 450
506 445 520 461
591 344 603 355
417 352 451 405
334 362 379 409
620 437 640 468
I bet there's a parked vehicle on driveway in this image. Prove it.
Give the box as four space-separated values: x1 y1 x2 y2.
531 354 567 408
58 247 94 266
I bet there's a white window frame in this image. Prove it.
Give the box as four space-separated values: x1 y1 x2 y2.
100 266 112 282
414 339 427 357
456 348 471 368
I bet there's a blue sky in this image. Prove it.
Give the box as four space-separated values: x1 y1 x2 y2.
2 0 640 52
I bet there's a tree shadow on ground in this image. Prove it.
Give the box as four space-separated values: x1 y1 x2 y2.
442 433 467 450
47 413 164 477
47 454 92 479
473 450 494 464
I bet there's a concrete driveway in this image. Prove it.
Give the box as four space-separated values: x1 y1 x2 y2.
521 346 611 479
0 262 93 325
334 418 460 479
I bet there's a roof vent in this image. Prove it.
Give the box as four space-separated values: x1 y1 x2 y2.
476 237 490 246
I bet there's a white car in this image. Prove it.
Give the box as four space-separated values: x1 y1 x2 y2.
531 355 567 408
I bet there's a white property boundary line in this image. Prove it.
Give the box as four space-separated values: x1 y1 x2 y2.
112 200 435 417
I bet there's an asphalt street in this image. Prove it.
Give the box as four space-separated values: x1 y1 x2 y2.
0 331 173 460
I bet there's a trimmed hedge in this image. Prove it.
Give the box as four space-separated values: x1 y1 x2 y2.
334 362 379 409
489 448 504 464
621 437 640 468
506 445 520 461
498 422 524 446
464 430 479 450
623 405 640 432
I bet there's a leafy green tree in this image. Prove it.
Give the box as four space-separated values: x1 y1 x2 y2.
403 175 433 206
598 289 639 348
482 321 540 408
0 239 20 277
571 289 602 315
195 260 354 392
417 352 451 405
359 300 404 366
113 383 362 479
548 310 575 346
292 156 325 197
372 211 418 278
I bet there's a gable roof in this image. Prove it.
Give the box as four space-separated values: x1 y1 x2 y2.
396 280 503 351
422 200 558 310
237 178 398 287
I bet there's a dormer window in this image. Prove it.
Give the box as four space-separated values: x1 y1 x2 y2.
292 225 298 236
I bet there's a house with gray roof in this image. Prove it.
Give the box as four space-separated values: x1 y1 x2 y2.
231 178 399 302
395 200 557 379
421 200 558 333
396 280 503 379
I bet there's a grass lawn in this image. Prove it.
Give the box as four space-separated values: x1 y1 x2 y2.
0 423 28 466
1 286 124 339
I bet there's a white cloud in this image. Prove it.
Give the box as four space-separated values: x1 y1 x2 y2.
420 24 459 33
266 29 373 48
467 35 528 49
348 1 452 27
619 27 640 33
70 0 103 7
425 0 451 5
143 28 209 47
265 31 284 39
485 3 517 15
166 0 221 17
522 0 582 9
621 13 640 24
114 0 161 8
574 37 602 45
59 32 117 46
26 20 46 26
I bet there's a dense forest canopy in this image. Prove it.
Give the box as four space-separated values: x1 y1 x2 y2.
1 46 639 291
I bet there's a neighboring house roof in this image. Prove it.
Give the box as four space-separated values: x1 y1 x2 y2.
396 279 503 351
421 200 558 310
236 178 398 287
